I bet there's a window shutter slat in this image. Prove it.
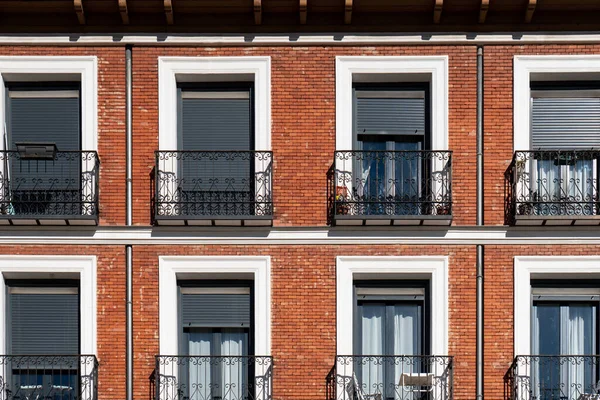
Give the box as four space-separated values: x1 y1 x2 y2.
181 293 251 328
355 96 425 136
10 292 79 355
531 97 600 149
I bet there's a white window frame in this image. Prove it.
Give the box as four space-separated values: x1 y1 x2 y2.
514 55 600 151
0 255 97 355
514 255 600 356
513 256 600 400
159 255 271 356
335 57 448 215
335 56 448 152
158 56 271 151
0 56 98 151
336 255 449 355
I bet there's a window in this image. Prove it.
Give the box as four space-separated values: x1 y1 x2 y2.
530 284 600 400
527 82 600 216
353 282 428 400
5 280 82 400
352 84 430 216
177 282 254 400
4 83 85 218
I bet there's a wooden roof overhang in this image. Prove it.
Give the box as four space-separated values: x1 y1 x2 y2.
0 0 600 34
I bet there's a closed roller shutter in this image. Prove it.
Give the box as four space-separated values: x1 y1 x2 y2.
9 286 79 355
355 90 426 137
531 91 600 150
180 287 251 328
179 89 252 198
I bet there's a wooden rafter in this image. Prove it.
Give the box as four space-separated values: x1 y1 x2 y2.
254 0 262 25
479 0 489 24
525 0 537 23
164 0 174 24
344 0 352 24
299 0 307 24
118 0 129 24
433 0 443 24
74 0 85 24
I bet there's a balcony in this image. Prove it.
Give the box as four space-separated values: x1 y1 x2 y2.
506 150 600 226
154 151 273 226
506 355 600 400
326 355 453 400
0 150 99 226
331 151 452 226
0 355 98 400
155 355 273 400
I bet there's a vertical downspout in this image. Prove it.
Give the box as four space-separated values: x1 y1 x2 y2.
476 45 485 400
125 44 134 400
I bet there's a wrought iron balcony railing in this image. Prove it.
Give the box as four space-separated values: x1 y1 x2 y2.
154 151 273 225
0 151 99 225
155 355 273 400
505 150 600 225
505 355 600 400
0 355 98 400
326 355 453 400
332 151 452 225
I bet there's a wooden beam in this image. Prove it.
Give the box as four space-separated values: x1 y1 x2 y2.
344 0 352 24
254 0 262 25
433 0 443 24
74 0 85 24
164 0 174 24
525 0 537 23
299 0 307 24
479 0 489 24
118 0 129 24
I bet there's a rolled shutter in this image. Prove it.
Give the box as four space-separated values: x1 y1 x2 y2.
9 91 80 151
355 90 426 136
9 289 79 355
531 95 600 150
180 90 252 196
181 292 251 328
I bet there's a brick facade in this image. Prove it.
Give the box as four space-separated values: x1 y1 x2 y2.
0 41 598 400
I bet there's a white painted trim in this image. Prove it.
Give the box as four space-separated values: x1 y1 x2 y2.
336 56 448 151
0 56 98 151
513 55 600 150
159 256 271 355
0 255 97 354
514 256 600 356
4 33 600 45
336 256 448 355
158 56 271 151
2 226 600 244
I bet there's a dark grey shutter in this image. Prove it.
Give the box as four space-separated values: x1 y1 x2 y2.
9 290 79 355
8 90 81 214
531 96 600 149
9 94 80 151
181 293 251 328
179 90 253 210
355 90 426 136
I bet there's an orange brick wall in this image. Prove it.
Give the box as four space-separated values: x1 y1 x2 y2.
0 42 599 400
133 244 476 400
0 245 126 400
0 46 127 226
132 45 478 227
483 44 600 225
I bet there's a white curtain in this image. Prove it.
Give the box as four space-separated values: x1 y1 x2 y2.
188 332 212 400
361 305 384 397
393 306 420 400
568 161 595 214
562 305 594 400
536 161 560 212
531 306 540 400
221 332 247 400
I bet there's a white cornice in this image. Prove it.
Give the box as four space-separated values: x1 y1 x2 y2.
3 33 600 46
0 226 600 244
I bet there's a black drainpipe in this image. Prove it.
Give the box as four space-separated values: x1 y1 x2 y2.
476 45 484 400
